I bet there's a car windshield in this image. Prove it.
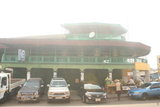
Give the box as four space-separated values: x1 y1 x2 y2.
24 81 39 88
50 80 67 87
84 84 101 90
140 83 151 88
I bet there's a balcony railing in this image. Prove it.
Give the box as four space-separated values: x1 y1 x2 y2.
66 34 125 41
1 55 147 65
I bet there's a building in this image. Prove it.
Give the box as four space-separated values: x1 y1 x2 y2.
0 23 150 89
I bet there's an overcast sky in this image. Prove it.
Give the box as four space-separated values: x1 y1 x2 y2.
0 0 160 68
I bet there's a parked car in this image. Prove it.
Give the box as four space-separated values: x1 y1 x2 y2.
47 77 70 103
16 78 45 103
79 83 107 103
128 82 160 100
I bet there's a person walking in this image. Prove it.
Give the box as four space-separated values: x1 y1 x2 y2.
115 79 122 101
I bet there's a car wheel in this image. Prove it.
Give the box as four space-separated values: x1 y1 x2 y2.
157 95 160 99
47 99 51 103
36 99 40 103
66 98 70 103
0 93 8 103
18 101 22 104
82 96 86 103
85 98 89 104
104 98 108 103
141 93 148 100
127 93 130 97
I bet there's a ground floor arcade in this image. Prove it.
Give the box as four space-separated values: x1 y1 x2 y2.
0 63 149 89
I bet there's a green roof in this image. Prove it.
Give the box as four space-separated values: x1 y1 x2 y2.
62 23 127 36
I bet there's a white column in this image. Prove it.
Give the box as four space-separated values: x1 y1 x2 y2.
53 72 57 77
80 72 84 81
27 71 31 80
109 72 112 81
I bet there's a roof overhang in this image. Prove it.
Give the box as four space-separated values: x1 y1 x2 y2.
0 38 150 57
0 44 8 48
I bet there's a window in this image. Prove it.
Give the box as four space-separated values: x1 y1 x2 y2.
50 80 67 87
2 77 7 86
151 83 160 88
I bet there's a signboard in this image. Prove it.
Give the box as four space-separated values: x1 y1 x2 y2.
18 49 25 61
135 62 150 71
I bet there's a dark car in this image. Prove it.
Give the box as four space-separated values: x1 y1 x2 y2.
79 83 107 103
16 78 45 103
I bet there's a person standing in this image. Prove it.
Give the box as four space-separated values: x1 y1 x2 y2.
105 77 112 92
128 78 135 85
115 79 122 101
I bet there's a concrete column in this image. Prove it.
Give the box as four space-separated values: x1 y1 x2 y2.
27 70 31 80
145 70 150 82
109 72 112 81
122 70 129 83
133 69 139 80
80 72 84 82
53 72 57 77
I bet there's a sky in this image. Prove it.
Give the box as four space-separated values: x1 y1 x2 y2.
0 0 160 68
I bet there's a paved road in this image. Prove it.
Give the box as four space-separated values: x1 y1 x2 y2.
1 91 160 107
1 95 160 107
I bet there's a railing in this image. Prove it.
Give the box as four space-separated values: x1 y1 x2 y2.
66 34 125 41
1 55 147 64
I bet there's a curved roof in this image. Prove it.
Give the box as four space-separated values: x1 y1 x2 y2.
0 38 150 57
62 23 127 36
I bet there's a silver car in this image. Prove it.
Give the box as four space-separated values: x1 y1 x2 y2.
47 78 70 103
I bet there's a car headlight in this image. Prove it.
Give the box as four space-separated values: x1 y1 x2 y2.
48 92 53 95
17 91 21 96
65 91 70 95
85 93 91 97
34 91 39 95
48 92 54 96
103 93 107 96
134 92 142 94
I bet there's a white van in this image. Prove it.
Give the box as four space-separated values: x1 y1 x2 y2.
47 78 70 103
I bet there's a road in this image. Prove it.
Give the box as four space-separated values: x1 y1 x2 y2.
1 95 160 107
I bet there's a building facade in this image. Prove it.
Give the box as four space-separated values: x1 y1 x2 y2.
0 23 150 89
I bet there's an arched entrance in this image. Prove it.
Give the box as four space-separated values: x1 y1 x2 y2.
57 69 80 90
12 67 27 79
31 68 53 85
112 69 122 81
84 69 109 87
